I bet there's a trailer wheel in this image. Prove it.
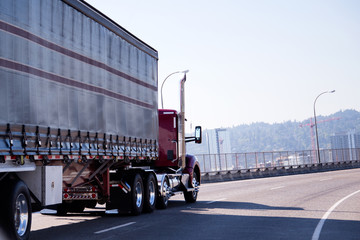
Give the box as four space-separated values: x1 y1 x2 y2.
143 173 157 213
130 174 144 215
156 176 170 209
184 172 200 203
3 180 32 240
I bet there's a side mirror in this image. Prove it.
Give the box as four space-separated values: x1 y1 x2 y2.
195 126 202 144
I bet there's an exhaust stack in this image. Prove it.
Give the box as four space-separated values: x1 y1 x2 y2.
178 74 186 170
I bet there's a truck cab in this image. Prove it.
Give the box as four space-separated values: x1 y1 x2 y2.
154 108 202 208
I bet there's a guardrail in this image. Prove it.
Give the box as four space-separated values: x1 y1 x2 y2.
196 148 360 182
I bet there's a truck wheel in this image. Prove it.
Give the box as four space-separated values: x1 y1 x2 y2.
184 172 199 203
4 180 32 240
143 174 157 213
156 176 169 209
130 174 144 215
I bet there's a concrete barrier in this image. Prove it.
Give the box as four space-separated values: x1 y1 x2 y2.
201 160 360 183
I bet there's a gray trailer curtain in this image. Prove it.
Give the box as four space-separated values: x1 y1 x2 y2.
0 0 158 144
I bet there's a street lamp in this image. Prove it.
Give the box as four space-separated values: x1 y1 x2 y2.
313 90 335 164
160 70 189 109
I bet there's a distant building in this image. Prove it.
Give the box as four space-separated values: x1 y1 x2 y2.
186 128 233 171
186 128 232 155
206 128 232 155
331 130 360 161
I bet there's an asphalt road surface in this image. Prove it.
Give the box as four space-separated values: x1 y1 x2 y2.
30 168 360 240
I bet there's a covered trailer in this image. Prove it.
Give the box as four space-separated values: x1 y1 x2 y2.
0 1 201 239
0 0 159 154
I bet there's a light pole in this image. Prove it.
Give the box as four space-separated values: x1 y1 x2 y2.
160 70 189 109
313 90 335 164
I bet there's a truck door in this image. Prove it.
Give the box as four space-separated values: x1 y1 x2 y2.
156 110 178 167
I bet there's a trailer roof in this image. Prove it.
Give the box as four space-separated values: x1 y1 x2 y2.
62 0 159 60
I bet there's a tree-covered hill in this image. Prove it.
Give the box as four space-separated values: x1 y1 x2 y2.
190 109 360 154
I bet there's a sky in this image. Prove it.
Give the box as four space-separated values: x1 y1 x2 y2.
86 0 360 130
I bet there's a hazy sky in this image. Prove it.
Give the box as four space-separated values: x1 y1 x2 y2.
86 0 360 130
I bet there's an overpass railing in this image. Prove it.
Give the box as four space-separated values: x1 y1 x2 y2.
196 148 360 174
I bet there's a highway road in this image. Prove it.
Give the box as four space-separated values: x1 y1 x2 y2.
30 168 360 240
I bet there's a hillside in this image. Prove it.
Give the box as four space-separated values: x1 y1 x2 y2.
190 109 360 154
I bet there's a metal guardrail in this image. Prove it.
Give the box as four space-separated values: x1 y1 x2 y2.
196 148 360 174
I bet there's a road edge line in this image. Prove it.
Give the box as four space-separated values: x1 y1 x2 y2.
206 198 227 204
311 189 360 240
94 222 136 234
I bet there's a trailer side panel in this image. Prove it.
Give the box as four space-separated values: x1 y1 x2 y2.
0 0 158 155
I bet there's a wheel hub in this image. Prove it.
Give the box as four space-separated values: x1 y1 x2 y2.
15 193 29 237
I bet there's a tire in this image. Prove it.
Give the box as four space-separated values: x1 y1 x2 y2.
130 174 144 215
156 176 169 209
184 172 199 203
3 180 32 240
143 173 157 213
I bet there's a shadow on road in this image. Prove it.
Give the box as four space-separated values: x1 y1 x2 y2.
28 200 359 240
186 200 304 211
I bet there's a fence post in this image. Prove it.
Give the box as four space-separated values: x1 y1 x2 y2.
287 151 289 166
255 152 258 168
235 153 239 170
214 154 217 171
335 149 339 162
245 153 248 169
279 152 282 167
225 154 228 170
263 152 266 167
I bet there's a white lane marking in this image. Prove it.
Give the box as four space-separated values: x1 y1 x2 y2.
270 186 285 190
312 189 360 240
206 198 227 204
94 222 136 234
320 178 333 182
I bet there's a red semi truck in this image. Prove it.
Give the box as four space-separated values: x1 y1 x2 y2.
0 1 202 239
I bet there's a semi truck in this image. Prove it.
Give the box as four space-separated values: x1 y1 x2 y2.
0 1 202 239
